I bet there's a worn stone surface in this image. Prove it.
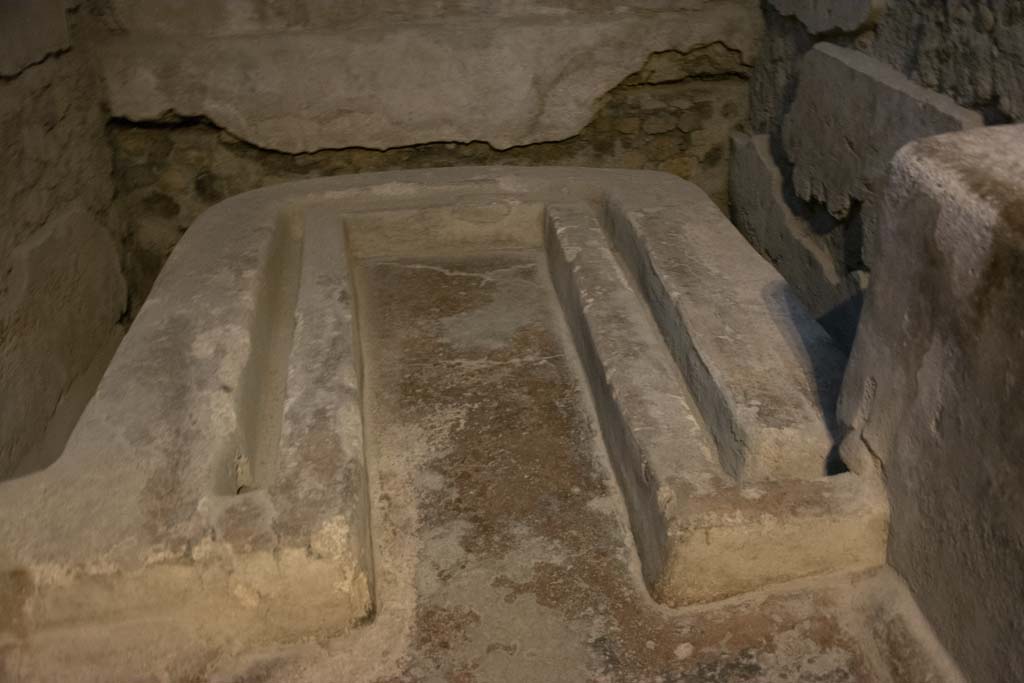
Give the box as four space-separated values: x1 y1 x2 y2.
838 124 1024 683
870 0 1024 121
93 1 759 152
783 42 984 221
0 43 127 479
768 0 886 35
0 0 68 77
0 168 963 683
730 132 865 350
110 73 749 311
547 202 885 605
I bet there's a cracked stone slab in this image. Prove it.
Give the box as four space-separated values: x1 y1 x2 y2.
783 42 983 220
95 1 759 152
768 0 886 35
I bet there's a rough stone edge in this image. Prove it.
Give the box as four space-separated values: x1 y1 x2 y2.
768 0 886 35
729 131 864 349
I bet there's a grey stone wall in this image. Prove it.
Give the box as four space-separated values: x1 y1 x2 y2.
731 0 1021 351
0 3 128 479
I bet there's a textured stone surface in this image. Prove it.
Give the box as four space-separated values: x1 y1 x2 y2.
602 180 846 482
95 1 759 152
871 0 1024 121
1 168 961 683
110 73 749 311
784 42 984 220
768 0 886 35
0 0 68 76
839 124 1024 683
748 5 815 136
0 47 126 479
730 132 864 350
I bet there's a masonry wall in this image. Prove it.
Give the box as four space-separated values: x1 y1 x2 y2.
0 1 127 480
86 0 762 310
730 0 1022 351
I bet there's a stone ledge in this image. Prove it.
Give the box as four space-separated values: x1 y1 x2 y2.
547 201 886 604
838 124 1024 683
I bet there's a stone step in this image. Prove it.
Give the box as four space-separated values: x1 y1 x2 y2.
546 201 887 604
602 182 847 482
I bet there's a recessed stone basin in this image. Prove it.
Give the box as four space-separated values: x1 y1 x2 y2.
0 168 887 652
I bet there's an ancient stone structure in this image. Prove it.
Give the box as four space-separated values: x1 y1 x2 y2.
0 0 1022 681
0 0 126 481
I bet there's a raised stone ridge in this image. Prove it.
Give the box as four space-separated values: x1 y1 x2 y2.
548 201 886 604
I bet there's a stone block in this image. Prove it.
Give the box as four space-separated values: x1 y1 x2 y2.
838 124 1024 683
96 1 760 152
0 0 68 76
783 42 983 220
730 131 863 349
768 0 886 35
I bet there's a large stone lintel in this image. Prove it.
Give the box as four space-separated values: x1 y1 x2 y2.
96 2 760 152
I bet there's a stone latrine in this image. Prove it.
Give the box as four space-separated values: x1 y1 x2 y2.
0 1 1022 682
1 167 954 682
